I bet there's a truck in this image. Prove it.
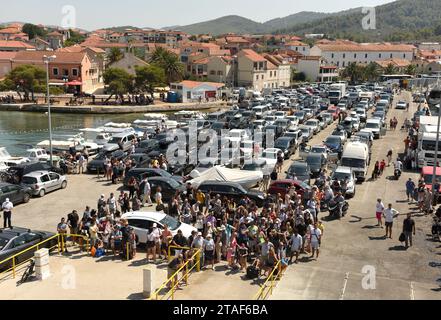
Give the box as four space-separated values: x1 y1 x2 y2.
328 83 347 105
340 141 370 182
417 116 441 168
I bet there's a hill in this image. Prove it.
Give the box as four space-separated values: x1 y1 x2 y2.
276 0 441 41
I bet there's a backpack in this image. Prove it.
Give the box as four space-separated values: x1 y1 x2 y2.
246 260 259 279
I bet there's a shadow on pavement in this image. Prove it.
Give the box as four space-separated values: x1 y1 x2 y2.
388 245 407 251
127 292 145 300
369 235 387 240
362 225 380 229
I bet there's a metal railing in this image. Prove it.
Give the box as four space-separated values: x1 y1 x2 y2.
149 248 202 300
0 233 90 280
253 260 284 300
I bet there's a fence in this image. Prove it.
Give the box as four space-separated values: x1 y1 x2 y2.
149 247 202 300
0 233 89 281
253 260 284 300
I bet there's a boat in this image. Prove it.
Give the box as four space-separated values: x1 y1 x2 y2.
103 122 132 129
0 147 31 167
143 113 168 121
0 161 7 171
172 110 206 122
79 128 112 146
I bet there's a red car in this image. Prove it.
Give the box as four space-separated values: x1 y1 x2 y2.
268 179 311 198
327 106 341 120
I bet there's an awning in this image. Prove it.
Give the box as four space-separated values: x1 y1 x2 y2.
66 80 83 86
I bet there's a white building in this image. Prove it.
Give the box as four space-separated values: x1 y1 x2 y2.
169 80 225 103
295 56 338 83
310 41 416 68
284 40 310 56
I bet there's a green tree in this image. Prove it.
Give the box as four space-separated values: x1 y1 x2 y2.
363 62 381 82
134 65 166 99
5 64 47 101
22 23 46 40
405 64 417 75
384 63 397 75
103 68 134 103
341 62 364 84
292 72 306 82
107 48 124 66
64 29 86 47
149 47 184 83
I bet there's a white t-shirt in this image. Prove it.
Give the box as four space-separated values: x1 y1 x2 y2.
376 202 384 213
2 201 13 211
383 208 398 223
310 228 322 244
155 192 162 204
291 234 303 250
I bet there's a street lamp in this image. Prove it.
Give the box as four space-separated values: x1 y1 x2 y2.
43 55 56 164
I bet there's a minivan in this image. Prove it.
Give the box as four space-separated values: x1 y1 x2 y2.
274 136 297 159
340 141 370 182
252 105 270 119
103 132 136 152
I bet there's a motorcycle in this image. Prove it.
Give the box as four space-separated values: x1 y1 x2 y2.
432 217 441 242
328 199 349 219
394 168 402 180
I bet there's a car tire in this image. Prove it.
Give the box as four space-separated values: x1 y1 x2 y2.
39 189 45 197
61 181 67 189
23 193 30 203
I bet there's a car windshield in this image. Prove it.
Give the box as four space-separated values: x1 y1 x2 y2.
366 123 379 129
275 140 289 148
0 237 9 250
289 165 307 175
306 156 321 164
242 163 262 170
22 176 38 184
421 140 441 151
167 178 181 189
107 137 121 144
423 173 441 184
341 158 366 168
159 214 181 231
326 137 340 144
332 172 351 181
311 147 326 153
262 151 277 159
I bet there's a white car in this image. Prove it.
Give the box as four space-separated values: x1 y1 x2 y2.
122 210 197 244
330 166 356 197
274 111 286 119
21 171 67 197
26 148 50 162
396 101 408 110
304 119 320 134
261 148 282 169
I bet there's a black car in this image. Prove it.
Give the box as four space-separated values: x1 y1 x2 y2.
305 153 326 178
198 181 266 207
123 168 183 186
211 121 228 134
286 162 311 184
274 136 297 159
138 139 160 153
128 153 151 167
7 161 64 183
0 182 32 205
0 227 57 271
87 150 127 173
148 177 185 203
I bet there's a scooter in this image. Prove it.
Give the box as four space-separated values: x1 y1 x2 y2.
394 168 402 180
328 200 349 218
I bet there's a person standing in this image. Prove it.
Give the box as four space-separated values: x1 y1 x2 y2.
1 198 13 229
405 178 416 203
67 210 80 243
78 153 85 174
402 213 416 248
310 222 322 260
57 217 69 252
383 204 399 239
140 177 152 207
375 199 385 228
387 149 393 166
289 229 303 264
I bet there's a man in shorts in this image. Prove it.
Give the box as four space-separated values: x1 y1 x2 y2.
289 229 303 264
383 203 399 239
375 199 385 228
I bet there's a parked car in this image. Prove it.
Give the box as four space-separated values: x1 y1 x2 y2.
7 161 64 183
324 135 344 155
286 162 311 184
330 166 357 197
268 179 311 198
305 153 327 178
198 181 266 207
21 171 67 197
304 119 320 134
0 227 57 271
123 168 182 186
395 100 408 110
274 136 297 159
87 150 127 173
0 182 32 205
102 132 137 152
122 210 196 244
148 176 185 203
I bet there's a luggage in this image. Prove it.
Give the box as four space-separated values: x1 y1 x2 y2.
399 232 406 242
246 260 260 279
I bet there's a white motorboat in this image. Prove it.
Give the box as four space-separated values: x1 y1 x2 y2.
0 147 31 166
143 113 168 121
79 128 111 146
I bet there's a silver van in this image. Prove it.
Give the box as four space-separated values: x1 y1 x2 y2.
103 132 136 152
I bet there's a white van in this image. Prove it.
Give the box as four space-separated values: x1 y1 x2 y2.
252 105 270 119
365 118 382 139
340 141 370 182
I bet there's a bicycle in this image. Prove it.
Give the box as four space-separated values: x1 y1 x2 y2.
16 259 35 286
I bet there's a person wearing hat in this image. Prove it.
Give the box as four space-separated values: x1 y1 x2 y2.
203 233 215 270
1 198 13 229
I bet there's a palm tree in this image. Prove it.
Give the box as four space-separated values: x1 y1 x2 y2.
405 64 417 75
150 47 184 83
384 63 397 75
341 62 363 84
363 62 380 82
107 47 124 66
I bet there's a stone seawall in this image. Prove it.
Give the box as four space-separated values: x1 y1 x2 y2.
0 101 228 114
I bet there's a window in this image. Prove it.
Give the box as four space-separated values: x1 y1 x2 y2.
254 62 258 69
63 69 69 76
303 47 305 51
331 53 334 58
354 54 357 58
342 61 345 67
209 70 215 75
217 71 223 75
256 75 259 80
53 67 59 76
403 54 406 58
49 173 59 180
365 53 368 58
261 75 264 79
390 54 393 58
270 71 272 77
343 53 346 58
274 71 276 77
379 53 382 58
41 174 50 183
72 68 78 76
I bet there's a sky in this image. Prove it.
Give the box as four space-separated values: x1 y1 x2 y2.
0 0 396 30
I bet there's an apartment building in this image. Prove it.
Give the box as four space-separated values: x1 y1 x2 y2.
295 56 339 82
310 41 416 68
285 40 310 56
